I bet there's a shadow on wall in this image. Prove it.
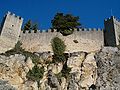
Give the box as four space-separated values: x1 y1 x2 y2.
0 15 7 35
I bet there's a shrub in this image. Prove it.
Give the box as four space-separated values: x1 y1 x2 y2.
3 41 40 64
61 61 71 78
26 65 44 81
51 37 66 62
26 65 44 88
53 54 66 63
51 37 66 55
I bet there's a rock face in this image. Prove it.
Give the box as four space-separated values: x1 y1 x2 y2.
0 47 120 90
79 53 97 89
0 80 16 90
26 57 34 70
0 54 38 90
48 70 60 89
0 54 26 85
95 47 120 90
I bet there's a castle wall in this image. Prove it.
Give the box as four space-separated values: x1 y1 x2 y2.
19 29 104 53
104 17 116 46
0 12 23 53
113 17 120 45
104 16 120 46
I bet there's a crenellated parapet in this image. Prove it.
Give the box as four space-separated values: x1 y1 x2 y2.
19 26 104 53
21 28 103 35
7 11 23 21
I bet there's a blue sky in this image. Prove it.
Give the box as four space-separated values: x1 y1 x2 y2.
0 0 120 29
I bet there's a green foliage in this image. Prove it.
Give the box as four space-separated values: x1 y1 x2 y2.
23 20 32 32
51 13 81 35
51 37 66 62
23 20 38 33
60 29 74 36
3 41 40 64
61 61 71 78
26 65 44 81
52 37 66 55
53 54 66 63
32 23 38 33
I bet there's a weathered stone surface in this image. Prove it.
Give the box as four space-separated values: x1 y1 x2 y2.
60 77 67 90
24 81 38 90
95 47 120 90
0 54 29 89
67 73 80 90
48 70 60 89
67 52 85 68
26 57 34 70
0 47 119 90
78 53 97 90
0 80 16 90
0 12 23 53
20 30 104 53
48 63 63 74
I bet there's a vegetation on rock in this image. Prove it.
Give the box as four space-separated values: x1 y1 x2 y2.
51 13 81 36
26 65 44 81
55 61 71 81
51 37 66 62
26 65 44 88
2 41 40 64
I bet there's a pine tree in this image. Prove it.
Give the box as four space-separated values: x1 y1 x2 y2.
23 20 32 33
32 23 38 33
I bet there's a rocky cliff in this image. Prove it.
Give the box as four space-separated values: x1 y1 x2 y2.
0 47 120 90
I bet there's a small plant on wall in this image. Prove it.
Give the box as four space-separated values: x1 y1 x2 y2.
51 37 66 62
26 65 44 88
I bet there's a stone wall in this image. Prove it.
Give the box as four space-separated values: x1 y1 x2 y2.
0 12 23 53
113 17 120 45
19 28 104 53
104 16 120 46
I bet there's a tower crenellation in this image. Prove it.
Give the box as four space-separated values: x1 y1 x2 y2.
7 11 23 21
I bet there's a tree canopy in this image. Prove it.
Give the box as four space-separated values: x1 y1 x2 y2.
23 20 32 31
51 13 81 36
23 20 38 33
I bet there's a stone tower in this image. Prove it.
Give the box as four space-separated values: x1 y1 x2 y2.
104 16 120 46
0 11 23 53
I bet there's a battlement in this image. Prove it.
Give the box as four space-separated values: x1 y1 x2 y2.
22 28 103 34
7 11 23 21
104 16 120 23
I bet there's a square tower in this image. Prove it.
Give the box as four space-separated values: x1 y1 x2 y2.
104 16 120 46
0 11 23 53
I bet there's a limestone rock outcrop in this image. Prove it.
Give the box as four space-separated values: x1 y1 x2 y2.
95 47 120 90
0 47 120 90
